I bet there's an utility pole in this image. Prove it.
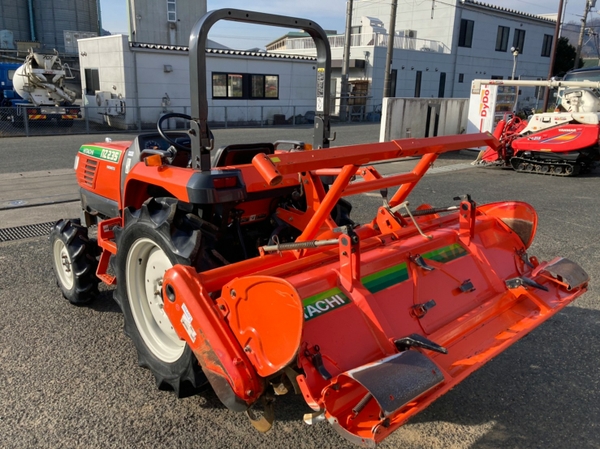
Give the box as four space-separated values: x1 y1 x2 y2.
543 0 565 111
575 0 595 69
383 0 398 98
339 0 353 122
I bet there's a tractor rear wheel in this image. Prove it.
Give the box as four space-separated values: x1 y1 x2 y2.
114 197 216 397
49 219 99 304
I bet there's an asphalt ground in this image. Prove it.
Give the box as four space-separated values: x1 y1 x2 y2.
0 125 599 448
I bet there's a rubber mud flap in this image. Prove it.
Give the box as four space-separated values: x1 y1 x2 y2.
204 369 248 412
542 258 589 291
347 351 444 416
322 351 445 446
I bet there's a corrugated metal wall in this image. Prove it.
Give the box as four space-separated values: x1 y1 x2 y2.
0 0 31 42
33 0 99 52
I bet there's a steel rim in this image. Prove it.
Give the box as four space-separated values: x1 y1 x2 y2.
53 239 74 290
126 237 185 363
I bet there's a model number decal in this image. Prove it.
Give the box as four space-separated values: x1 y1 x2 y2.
100 149 120 162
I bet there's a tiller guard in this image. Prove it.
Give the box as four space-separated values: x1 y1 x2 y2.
161 133 588 447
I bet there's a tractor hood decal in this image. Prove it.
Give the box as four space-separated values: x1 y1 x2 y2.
79 145 123 163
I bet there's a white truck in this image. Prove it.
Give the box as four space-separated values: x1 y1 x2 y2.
10 49 80 127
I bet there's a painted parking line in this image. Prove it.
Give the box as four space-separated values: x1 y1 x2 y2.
427 162 474 174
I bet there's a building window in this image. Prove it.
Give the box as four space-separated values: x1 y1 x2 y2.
212 73 279 99
250 74 279 98
513 29 526 53
496 26 510 52
458 19 474 48
228 74 243 97
541 34 553 57
167 0 176 22
458 73 464 83
84 68 99 95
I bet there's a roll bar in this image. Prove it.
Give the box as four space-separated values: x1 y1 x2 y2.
188 9 333 171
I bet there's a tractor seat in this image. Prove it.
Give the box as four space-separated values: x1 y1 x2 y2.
213 143 275 167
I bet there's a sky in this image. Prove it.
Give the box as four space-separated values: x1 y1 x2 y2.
99 0 594 49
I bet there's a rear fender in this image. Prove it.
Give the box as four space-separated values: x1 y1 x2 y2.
123 164 194 210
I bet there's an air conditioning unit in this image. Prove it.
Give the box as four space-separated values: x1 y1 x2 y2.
404 29 417 39
95 91 112 106
105 98 126 116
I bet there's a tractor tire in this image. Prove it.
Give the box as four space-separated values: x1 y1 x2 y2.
49 219 99 305
113 197 216 397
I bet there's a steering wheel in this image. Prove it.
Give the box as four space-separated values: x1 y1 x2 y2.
505 115 522 133
157 112 214 152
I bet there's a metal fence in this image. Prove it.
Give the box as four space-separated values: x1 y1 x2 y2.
0 100 380 138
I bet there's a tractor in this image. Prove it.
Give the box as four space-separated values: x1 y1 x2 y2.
49 9 589 447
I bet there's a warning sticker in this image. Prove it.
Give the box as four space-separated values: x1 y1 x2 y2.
180 303 196 342
316 97 324 112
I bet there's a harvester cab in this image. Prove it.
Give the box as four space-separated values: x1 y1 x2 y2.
560 87 600 113
51 9 589 447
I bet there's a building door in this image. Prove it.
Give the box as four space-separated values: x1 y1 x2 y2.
414 71 422 98
438 72 446 98
390 69 397 97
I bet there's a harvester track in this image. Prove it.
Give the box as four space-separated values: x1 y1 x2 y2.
510 157 580 177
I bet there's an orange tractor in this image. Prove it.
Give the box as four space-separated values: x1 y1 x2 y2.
50 9 589 447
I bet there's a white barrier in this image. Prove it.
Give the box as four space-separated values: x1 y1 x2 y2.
379 98 469 142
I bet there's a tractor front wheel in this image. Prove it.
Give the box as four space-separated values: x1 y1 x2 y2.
49 219 99 304
114 198 213 397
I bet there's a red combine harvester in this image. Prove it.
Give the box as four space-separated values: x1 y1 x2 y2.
49 10 589 447
474 78 600 176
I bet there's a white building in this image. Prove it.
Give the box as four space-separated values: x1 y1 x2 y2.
268 0 556 113
78 34 318 129
128 0 207 46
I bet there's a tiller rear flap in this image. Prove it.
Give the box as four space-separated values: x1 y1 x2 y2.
161 133 588 447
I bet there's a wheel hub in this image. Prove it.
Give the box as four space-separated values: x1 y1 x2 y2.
53 240 74 289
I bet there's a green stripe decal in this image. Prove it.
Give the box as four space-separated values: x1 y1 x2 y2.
422 243 468 263
361 243 467 294
303 288 351 321
79 145 122 163
362 262 409 294
303 244 468 320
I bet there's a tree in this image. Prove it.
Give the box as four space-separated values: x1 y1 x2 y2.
553 37 582 76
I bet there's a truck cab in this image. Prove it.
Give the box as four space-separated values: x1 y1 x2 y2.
0 62 22 107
